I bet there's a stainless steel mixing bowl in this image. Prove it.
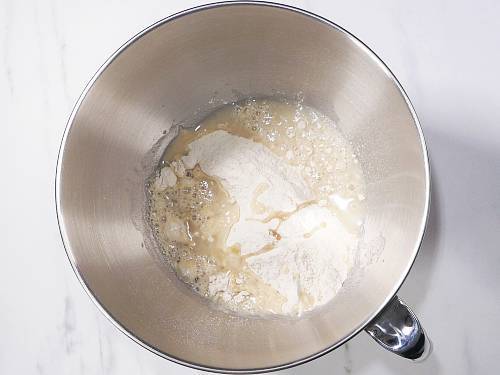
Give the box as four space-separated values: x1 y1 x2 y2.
56 2 431 372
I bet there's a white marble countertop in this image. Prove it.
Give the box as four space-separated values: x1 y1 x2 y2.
2 0 499 374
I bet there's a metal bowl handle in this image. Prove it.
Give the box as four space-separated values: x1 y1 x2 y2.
365 295 432 361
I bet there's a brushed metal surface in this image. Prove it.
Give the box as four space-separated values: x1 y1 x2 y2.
56 2 429 373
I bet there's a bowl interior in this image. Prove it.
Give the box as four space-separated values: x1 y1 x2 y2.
57 3 428 371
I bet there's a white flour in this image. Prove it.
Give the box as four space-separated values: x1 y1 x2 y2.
173 130 357 315
181 130 312 256
246 204 357 315
149 99 365 316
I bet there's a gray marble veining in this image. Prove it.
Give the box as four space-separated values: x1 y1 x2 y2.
1 0 499 374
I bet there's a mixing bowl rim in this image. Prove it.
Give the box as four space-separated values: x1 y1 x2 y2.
55 1 431 373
